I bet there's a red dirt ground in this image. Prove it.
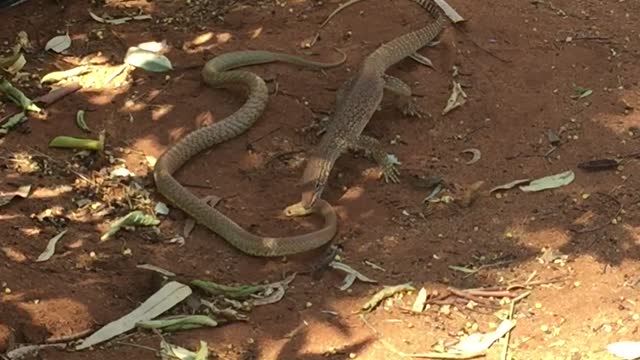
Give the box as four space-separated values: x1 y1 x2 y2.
1 0 639 359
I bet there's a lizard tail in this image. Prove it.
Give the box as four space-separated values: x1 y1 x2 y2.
365 0 447 70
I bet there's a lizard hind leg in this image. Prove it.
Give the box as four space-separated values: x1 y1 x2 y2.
382 74 429 119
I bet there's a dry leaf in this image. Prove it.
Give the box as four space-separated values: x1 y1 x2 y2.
45 33 71 53
36 229 68 262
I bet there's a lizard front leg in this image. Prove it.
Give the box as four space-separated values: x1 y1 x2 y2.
350 135 400 183
382 74 428 118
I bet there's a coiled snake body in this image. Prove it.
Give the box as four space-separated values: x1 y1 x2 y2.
153 51 344 257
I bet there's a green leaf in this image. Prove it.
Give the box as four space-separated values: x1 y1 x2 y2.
0 77 42 112
49 132 105 151
190 279 263 299
75 110 91 132
41 65 90 84
137 315 218 332
0 112 27 135
125 47 173 72
100 210 160 241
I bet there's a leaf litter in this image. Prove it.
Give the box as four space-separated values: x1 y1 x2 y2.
75 281 192 350
35 229 68 262
0 184 31 207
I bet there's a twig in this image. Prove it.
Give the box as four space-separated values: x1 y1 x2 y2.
501 291 531 360
319 0 366 28
46 328 94 343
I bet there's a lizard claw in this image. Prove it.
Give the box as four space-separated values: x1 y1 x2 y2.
400 98 428 119
382 164 400 183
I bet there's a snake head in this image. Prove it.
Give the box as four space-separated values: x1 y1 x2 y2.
284 201 314 217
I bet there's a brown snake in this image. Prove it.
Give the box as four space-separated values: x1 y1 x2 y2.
153 50 345 256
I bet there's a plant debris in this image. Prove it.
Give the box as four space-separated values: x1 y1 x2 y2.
461 148 481 165
452 319 515 354
35 229 68 262
76 281 192 350
0 112 27 135
577 158 620 172
0 184 31 207
0 77 42 112
41 65 91 84
44 32 71 53
49 131 105 151
361 283 415 313
137 314 218 332
519 170 575 192
75 110 91 132
489 179 531 193
434 0 466 23
572 84 592 99
443 80 467 115
159 340 209 360
89 9 152 25
125 46 173 73
329 261 378 291
100 210 160 241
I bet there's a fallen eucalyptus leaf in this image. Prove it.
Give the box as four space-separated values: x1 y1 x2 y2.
329 261 378 291
408 52 433 68
3 53 26 74
461 148 481 165
5 344 66 360
411 287 428 312
361 283 415 313
190 279 263 299
0 50 23 70
137 263 176 277
0 112 27 135
41 65 91 84
577 158 620 172
451 319 516 353
137 315 218 332
160 340 209 360
36 229 68 262
0 77 42 112
422 183 443 203
137 40 168 53
434 0 466 23
75 109 91 132
0 184 31 207
448 265 477 274
45 33 71 53
88 10 152 25
572 85 593 99
443 80 467 115
49 131 105 151
100 210 160 241
489 178 531 193
250 273 296 306
125 47 173 72
519 170 575 192
76 281 192 350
